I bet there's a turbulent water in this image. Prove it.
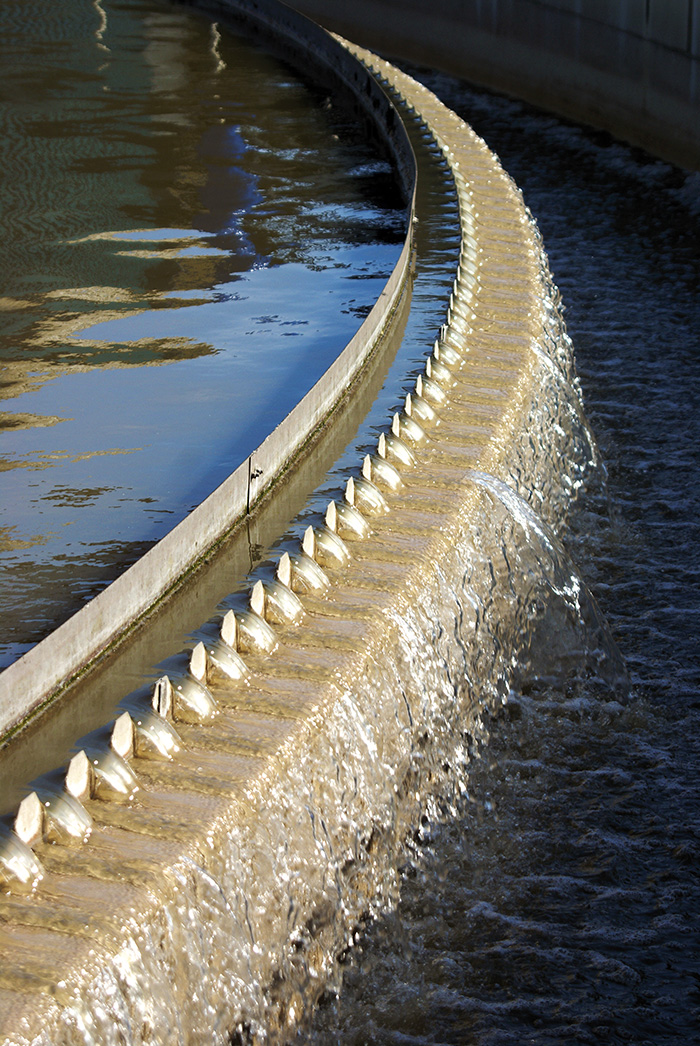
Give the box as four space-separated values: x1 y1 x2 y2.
297 71 700 1046
0 0 405 668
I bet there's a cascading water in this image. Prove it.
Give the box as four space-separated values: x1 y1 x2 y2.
300 64 700 1046
242 279 622 1045
0 88 603 1044
216 219 617 1045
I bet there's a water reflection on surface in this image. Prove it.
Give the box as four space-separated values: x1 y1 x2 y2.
0 0 405 667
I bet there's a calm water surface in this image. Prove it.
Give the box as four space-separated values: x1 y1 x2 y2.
0 0 405 668
301 70 700 1046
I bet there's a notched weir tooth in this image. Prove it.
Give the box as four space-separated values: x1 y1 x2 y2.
325 498 371 540
416 373 447 407
154 651 218 724
191 625 249 684
434 338 464 369
111 711 135 762
273 550 323 602
14 793 45 849
286 550 330 594
233 608 277 654
458 269 479 293
345 475 389 515
63 716 140 803
65 751 93 803
277 548 329 594
17 773 92 845
303 524 351 570
251 577 304 626
66 745 139 803
461 241 480 263
119 693 181 761
152 675 173 720
150 644 220 722
449 291 475 321
438 323 451 343
189 642 208 683
459 253 479 276
221 609 237 649
377 430 415 468
392 410 428 447
301 525 316 560
405 391 439 427
362 452 403 493
0 823 44 894
459 259 478 282
249 579 265 618
446 306 470 334
276 551 292 588
454 270 479 297
427 354 457 388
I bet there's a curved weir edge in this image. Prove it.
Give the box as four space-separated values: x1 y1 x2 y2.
0 28 596 1046
0 0 417 743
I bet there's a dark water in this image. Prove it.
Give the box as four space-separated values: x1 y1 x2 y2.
301 73 700 1045
0 0 404 668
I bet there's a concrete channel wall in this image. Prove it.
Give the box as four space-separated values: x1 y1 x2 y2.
0 0 417 742
289 0 700 170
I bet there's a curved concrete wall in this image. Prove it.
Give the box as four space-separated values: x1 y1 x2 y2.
289 0 700 170
0 0 417 742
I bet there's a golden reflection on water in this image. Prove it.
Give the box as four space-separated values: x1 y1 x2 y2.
0 445 138 474
0 526 49 554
